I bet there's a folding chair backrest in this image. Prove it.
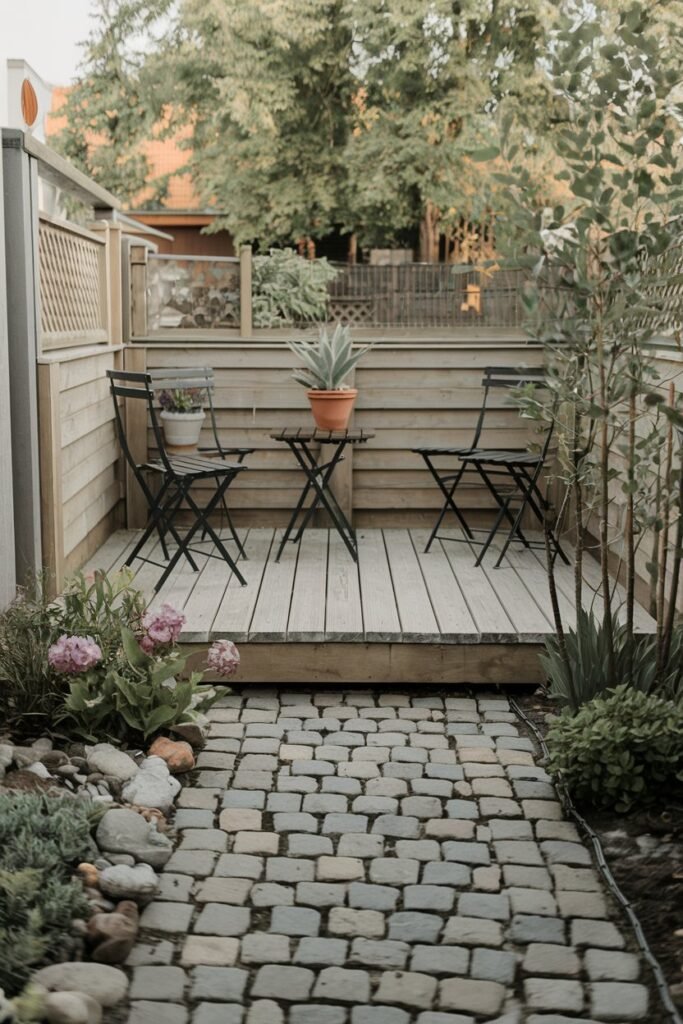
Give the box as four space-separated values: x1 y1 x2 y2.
471 365 549 449
106 369 172 475
148 366 223 455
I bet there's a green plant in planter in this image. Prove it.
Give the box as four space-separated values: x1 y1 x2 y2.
286 323 374 390
547 685 683 812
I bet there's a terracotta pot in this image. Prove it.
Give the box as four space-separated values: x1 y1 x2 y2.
160 409 205 450
307 389 358 430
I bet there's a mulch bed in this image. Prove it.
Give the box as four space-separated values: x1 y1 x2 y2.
516 690 683 1023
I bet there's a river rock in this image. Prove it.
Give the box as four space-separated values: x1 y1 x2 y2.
88 900 139 964
171 713 209 748
32 963 128 1006
0 743 13 769
32 737 53 755
99 863 158 903
40 750 70 770
121 757 180 814
96 808 173 869
148 736 195 773
45 991 103 1024
26 762 51 779
86 744 138 782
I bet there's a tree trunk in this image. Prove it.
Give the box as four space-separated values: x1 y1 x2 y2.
348 233 357 265
419 200 440 263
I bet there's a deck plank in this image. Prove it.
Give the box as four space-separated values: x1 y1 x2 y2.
288 530 328 641
182 537 241 643
439 532 516 639
357 530 402 641
477 539 554 639
213 529 275 642
80 529 139 577
249 530 299 641
503 541 577 631
326 532 364 641
410 529 477 641
384 528 440 641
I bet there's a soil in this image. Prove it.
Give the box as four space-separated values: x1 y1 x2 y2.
516 690 683 1023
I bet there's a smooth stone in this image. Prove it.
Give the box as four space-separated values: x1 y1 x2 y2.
148 736 195 774
45 991 103 1024
99 863 159 903
32 963 129 1006
86 744 139 782
121 756 180 815
95 808 173 869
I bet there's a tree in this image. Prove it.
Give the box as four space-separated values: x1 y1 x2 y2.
54 0 174 204
57 0 557 254
495 0 683 702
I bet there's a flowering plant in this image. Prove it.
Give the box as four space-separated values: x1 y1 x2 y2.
158 387 204 413
43 572 239 744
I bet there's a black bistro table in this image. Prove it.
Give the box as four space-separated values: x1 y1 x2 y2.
270 426 375 562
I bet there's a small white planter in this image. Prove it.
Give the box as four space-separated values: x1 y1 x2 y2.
160 410 205 449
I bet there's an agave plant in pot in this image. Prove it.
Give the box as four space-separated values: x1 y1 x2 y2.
286 324 375 430
158 386 206 450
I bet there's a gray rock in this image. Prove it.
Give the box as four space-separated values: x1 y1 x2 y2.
350 938 410 970
313 966 371 1003
0 743 13 769
99 863 158 903
251 965 314 1001
96 808 173 868
26 762 51 779
44 991 103 1024
130 1005 189 1024
32 962 129 1006
122 756 180 814
289 1008 346 1024
189 965 248 1001
589 982 648 1020
86 743 139 782
388 911 443 943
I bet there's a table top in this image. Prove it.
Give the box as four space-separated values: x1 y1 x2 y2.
270 427 375 444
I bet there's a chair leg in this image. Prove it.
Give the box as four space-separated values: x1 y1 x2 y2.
185 482 248 586
421 456 473 549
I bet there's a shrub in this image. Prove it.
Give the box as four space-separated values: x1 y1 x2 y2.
62 625 219 742
541 607 683 713
546 685 683 812
0 574 65 732
0 795 96 996
251 248 337 327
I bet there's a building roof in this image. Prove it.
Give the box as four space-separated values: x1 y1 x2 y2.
48 86 211 214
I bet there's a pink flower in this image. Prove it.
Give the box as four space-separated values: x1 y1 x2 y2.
207 639 240 677
140 603 185 651
48 634 102 674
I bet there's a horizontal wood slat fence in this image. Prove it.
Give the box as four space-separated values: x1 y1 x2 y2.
131 340 545 530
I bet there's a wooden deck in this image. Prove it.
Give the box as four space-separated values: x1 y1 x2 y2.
84 527 657 685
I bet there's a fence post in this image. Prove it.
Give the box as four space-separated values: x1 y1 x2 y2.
240 244 253 337
130 244 149 339
2 130 42 583
123 346 149 528
37 361 65 596
0 148 15 606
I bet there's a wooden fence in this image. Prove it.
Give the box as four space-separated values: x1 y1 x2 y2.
37 218 125 590
128 339 543 529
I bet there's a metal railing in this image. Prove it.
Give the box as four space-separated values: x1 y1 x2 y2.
327 262 526 329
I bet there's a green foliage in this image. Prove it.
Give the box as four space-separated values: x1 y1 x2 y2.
0 795 95 996
286 324 375 390
0 574 65 731
53 0 175 203
63 625 218 743
0 569 147 736
251 249 338 327
58 0 554 249
541 608 683 713
547 685 683 812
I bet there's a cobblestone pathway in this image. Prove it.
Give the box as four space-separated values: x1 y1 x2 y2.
124 691 650 1024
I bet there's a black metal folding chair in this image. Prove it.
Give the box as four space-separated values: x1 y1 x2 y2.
417 366 544 552
148 367 253 559
107 369 248 592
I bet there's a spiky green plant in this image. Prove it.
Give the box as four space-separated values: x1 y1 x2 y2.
286 323 375 391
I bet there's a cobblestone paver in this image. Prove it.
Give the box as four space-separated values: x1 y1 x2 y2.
124 691 650 1023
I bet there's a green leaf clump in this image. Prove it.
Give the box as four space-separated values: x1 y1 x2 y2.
0 795 96 997
252 249 337 327
547 685 683 812
286 323 375 391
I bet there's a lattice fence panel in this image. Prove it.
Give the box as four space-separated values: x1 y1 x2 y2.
39 219 106 341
